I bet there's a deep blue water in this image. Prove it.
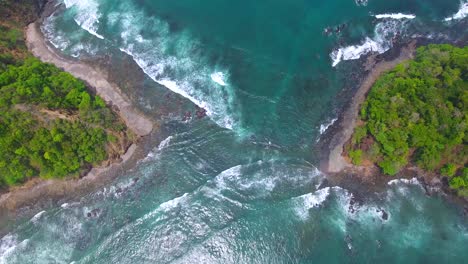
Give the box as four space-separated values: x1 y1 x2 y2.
1 0 467 263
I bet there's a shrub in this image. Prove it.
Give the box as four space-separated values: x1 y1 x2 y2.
349 149 363 166
440 164 457 177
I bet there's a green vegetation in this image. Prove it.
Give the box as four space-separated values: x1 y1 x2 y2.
347 44 467 196
0 14 132 188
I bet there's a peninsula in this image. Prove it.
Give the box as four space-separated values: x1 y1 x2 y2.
0 0 153 211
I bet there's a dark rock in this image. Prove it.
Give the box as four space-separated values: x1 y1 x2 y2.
195 107 207 119
182 111 192 122
87 208 101 218
381 210 388 221
376 240 381 248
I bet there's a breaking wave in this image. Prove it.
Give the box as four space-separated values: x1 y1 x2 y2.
374 13 416 20
331 18 412 67
319 118 337 135
63 0 104 39
30 210 46 224
210 72 228 86
387 178 420 186
293 187 331 220
444 1 468 21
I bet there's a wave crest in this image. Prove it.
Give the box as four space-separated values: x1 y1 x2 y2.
374 13 416 20
444 1 468 21
63 0 104 39
331 19 410 67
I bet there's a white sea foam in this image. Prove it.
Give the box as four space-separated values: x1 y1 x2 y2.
158 136 173 150
69 42 99 58
319 118 338 135
444 1 468 21
331 37 383 67
374 13 416 20
63 0 104 39
209 161 323 202
355 0 368 6
294 187 331 220
42 14 72 50
30 210 46 224
143 136 174 161
210 72 228 86
331 19 407 67
330 187 390 230
159 193 189 211
0 234 17 264
120 47 209 112
118 46 235 130
387 178 424 205
387 178 420 186
137 193 189 224
0 235 29 264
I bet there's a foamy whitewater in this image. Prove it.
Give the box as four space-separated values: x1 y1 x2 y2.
63 0 104 39
210 72 228 86
374 13 416 20
319 118 337 135
445 1 468 21
331 14 415 67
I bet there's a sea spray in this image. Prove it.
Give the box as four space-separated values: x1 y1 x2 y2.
293 187 331 220
63 0 104 39
319 118 338 135
374 13 416 20
331 16 415 66
444 0 468 21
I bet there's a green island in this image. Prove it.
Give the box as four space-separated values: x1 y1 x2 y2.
0 3 133 188
346 44 468 196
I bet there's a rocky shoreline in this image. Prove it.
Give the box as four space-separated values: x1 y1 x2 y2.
0 6 155 217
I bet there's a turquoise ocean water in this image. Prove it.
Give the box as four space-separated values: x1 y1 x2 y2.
1 0 468 263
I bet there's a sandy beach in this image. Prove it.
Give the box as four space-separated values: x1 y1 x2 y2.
0 22 155 216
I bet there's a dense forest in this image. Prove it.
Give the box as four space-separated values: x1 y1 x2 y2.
347 44 467 196
0 12 132 188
